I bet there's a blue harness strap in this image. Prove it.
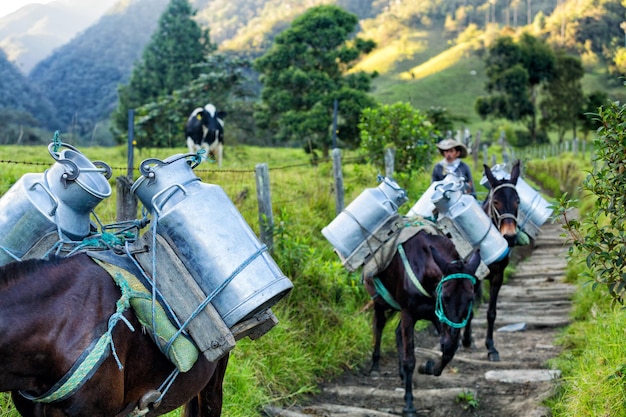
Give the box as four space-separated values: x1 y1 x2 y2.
372 277 401 310
435 273 476 328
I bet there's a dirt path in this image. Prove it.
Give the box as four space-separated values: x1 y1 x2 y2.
265 219 572 417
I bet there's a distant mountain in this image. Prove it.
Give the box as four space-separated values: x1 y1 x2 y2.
28 0 168 134
0 49 59 131
0 0 118 74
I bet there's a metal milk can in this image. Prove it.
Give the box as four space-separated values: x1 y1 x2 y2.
406 174 466 218
131 154 293 328
0 143 111 266
43 143 112 240
432 191 509 265
479 164 552 230
321 176 408 260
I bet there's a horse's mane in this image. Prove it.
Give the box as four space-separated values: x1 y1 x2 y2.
431 232 459 259
0 255 68 287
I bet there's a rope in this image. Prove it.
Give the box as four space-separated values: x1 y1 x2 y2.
372 277 401 310
434 273 476 329
397 244 431 298
51 131 62 153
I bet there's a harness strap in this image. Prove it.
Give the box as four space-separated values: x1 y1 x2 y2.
372 277 401 310
435 273 476 329
397 244 431 298
487 183 518 226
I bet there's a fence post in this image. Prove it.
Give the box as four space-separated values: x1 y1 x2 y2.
384 147 395 179
255 163 274 250
332 148 345 215
116 109 137 222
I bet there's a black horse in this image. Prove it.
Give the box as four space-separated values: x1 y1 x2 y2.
0 253 229 417
478 160 521 361
364 230 481 417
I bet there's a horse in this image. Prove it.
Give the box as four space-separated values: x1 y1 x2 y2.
0 253 229 417
363 230 482 417
476 160 521 361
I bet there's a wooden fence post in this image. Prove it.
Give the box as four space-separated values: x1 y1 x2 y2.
255 163 274 250
116 176 137 222
384 147 395 179
116 109 137 222
332 148 345 215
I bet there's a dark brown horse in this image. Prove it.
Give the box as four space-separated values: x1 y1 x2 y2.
478 160 521 361
364 230 481 417
0 253 229 417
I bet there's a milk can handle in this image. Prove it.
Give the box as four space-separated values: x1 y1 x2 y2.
150 184 188 217
48 141 81 161
138 153 198 178
48 142 112 180
29 181 59 217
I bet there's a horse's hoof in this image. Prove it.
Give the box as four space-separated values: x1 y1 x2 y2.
139 390 162 411
488 351 500 362
418 360 435 375
369 369 381 378
403 407 418 417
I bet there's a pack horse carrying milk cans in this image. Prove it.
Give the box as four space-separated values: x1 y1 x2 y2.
0 138 293 417
321 164 552 417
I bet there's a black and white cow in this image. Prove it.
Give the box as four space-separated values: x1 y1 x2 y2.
184 103 227 167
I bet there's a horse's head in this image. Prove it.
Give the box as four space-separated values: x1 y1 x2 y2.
431 247 481 332
483 160 521 247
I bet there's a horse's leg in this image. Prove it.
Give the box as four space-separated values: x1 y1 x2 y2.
181 354 230 417
462 279 482 349
396 310 418 417
485 273 504 361
370 302 387 376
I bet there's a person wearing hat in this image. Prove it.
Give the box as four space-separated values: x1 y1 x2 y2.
431 138 476 196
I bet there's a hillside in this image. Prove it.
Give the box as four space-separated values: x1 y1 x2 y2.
0 0 117 74
0 0 624 145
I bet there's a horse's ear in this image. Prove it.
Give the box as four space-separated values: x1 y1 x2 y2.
484 164 496 185
430 245 448 271
466 249 481 274
510 160 521 185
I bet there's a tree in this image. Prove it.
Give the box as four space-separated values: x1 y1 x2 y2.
475 33 555 144
131 55 250 148
539 51 584 142
358 103 439 175
112 0 215 143
253 5 377 157
578 90 609 140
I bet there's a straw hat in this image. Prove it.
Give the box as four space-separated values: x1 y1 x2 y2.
436 139 468 158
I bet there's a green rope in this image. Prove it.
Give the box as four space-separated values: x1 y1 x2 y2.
397 244 431 298
372 277 401 310
435 273 476 329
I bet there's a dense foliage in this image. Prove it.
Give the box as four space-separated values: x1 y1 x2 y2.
358 102 438 175
558 97 626 304
253 5 377 156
